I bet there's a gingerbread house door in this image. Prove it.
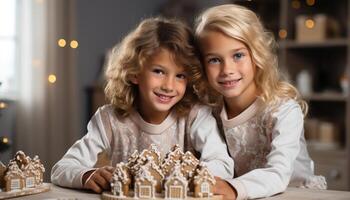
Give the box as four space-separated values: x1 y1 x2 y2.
139 185 152 199
169 185 183 199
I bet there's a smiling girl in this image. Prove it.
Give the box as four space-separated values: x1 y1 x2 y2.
195 4 327 200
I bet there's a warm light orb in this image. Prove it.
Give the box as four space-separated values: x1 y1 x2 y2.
70 40 79 49
306 0 315 6
48 74 57 83
291 0 301 9
58 39 66 47
2 137 9 144
0 102 6 109
279 29 288 39
305 19 315 29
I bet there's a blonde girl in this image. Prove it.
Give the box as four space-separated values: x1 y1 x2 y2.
51 17 233 193
194 4 326 200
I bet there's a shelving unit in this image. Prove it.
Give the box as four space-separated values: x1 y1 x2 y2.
233 0 349 190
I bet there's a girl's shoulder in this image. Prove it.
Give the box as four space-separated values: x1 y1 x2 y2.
186 103 214 125
95 104 116 115
93 104 123 121
262 97 303 119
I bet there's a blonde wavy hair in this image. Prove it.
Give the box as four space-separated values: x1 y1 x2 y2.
194 4 308 116
105 17 202 117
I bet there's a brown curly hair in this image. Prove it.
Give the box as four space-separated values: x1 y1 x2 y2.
105 17 203 117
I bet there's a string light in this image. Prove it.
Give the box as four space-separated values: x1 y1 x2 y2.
292 0 301 9
305 19 315 29
2 137 8 144
70 40 79 49
58 39 66 47
0 102 6 109
279 29 288 39
48 74 57 84
306 0 315 6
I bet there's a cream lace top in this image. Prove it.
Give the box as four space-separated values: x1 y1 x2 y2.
220 98 327 200
51 104 234 189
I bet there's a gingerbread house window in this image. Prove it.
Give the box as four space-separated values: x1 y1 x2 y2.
111 181 122 196
139 185 152 198
25 177 35 188
200 181 210 195
10 179 21 190
169 185 182 199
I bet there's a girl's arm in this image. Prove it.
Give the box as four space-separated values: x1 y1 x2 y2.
190 105 234 179
226 101 304 200
51 106 111 189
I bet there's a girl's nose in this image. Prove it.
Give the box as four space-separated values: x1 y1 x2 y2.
220 60 235 76
160 77 174 92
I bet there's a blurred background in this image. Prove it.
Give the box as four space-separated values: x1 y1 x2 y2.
0 0 349 191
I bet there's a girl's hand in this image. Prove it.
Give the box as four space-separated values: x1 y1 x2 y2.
214 177 237 200
82 166 115 193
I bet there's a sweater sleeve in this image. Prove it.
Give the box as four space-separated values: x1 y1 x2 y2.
50 106 111 189
226 100 304 200
190 105 234 179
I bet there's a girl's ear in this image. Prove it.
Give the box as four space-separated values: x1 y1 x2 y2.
129 74 139 84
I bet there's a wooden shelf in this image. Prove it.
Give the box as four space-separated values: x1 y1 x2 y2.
303 93 347 102
279 39 349 49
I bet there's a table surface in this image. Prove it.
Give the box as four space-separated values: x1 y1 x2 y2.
10 184 350 200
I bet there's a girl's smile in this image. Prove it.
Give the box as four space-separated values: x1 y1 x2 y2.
218 78 242 88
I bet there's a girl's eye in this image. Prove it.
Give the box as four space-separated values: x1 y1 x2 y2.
152 68 164 75
207 57 221 64
176 73 187 80
233 52 245 60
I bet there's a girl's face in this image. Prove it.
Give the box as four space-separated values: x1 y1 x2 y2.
131 48 187 123
199 30 257 103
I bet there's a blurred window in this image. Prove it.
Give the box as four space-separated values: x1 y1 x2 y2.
0 0 18 99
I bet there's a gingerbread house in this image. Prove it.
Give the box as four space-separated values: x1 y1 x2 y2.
162 145 184 177
134 165 157 199
164 164 188 199
142 158 164 193
33 155 45 185
181 151 199 179
193 164 216 198
111 162 131 197
0 151 45 192
107 144 217 199
23 161 36 188
4 161 25 191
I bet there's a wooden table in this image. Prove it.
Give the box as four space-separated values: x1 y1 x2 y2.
10 184 350 200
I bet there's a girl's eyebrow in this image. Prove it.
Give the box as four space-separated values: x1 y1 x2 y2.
204 47 248 57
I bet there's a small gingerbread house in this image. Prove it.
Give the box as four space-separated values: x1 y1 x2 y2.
162 145 184 177
142 158 164 193
164 164 188 199
134 165 157 199
181 151 199 179
4 161 25 191
111 162 131 197
193 165 216 198
33 155 45 185
23 161 36 188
